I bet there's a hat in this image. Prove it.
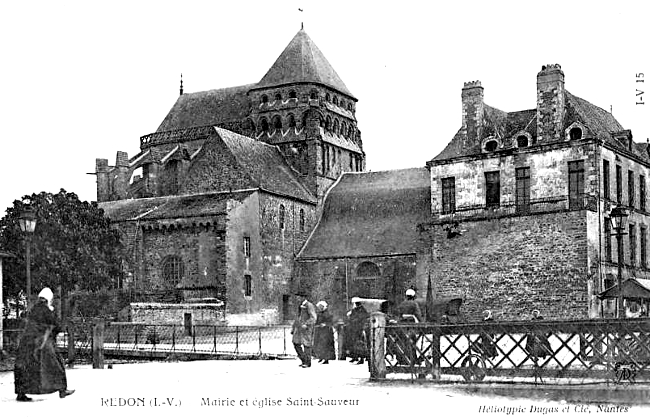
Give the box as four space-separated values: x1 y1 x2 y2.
38 287 54 303
351 297 361 304
316 301 328 310
405 289 416 297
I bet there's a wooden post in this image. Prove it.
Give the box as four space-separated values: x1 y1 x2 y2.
67 321 76 367
369 312 386 379
92 319 105 369
431 326 441 380
336 321 346 360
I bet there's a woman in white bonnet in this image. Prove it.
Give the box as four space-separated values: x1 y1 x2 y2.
13 287 75 402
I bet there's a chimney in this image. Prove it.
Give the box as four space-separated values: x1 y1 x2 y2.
536 64 565 143
461 81 484 143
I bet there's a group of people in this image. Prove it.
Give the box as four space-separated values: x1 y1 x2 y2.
291 288 427 368
290 291 336 368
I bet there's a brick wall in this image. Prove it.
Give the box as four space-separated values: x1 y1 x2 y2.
426 211 589 321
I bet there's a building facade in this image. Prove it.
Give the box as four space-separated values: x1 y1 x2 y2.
95 29 365 325
424 64 650 321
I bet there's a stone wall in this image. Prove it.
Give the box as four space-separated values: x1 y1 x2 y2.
130 302 225 325
426 210 589 321
293 255 419 321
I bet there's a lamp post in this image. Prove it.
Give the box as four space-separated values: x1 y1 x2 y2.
609 204 629 319
18 208 37 308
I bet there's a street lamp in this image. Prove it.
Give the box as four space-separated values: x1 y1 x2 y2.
18 208 37 307
609 204 629 319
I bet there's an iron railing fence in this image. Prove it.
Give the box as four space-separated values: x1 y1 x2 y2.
3 321 298 361
371 317 650 385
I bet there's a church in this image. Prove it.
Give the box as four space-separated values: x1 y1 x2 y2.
95 28 365 325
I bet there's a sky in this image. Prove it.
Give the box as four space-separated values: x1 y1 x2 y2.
0 0 649 215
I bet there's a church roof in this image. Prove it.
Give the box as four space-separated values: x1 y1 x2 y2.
297 167 430 259
99 190 254 222
216 127 317 203
156 84 254 132
181 127 317 204
254 29 354 99
430 91 633 163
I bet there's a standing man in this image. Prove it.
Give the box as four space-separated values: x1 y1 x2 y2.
397 288 422 323
291 290 316 368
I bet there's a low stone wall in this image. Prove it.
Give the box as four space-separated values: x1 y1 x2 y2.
130 302 226 325
226 308 279 326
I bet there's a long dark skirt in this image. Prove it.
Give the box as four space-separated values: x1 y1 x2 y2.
313 326 336 360
14 333 67 395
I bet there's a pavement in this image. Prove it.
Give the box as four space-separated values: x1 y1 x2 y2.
1 358 649 418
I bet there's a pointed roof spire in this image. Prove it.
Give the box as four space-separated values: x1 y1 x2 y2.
180 73 184 96
254 29 354 98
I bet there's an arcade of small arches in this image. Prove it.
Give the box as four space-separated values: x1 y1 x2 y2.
255 112 357 139
258 89 355 112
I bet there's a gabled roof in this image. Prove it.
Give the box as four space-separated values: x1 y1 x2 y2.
297 168 430 259
99 190 254 222
156 84 254 132
215 127 316 203
181 127 316 204
254 29 354 98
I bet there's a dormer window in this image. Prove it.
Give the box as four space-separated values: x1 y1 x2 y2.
517 135 529 148
261 118 269 132
325 93 331 102
310 90 318 100
261 95 269 104
289 90 297 99
569 127 582 140
275 93 282 101
288 114 296 128
333 97 339 106
484 140 498 152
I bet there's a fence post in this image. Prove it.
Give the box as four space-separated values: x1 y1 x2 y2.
336 321 346 360
235 326 239 354
258 327 262 355
431 325 441 380
369 312 386 379
92 319 105 369
67 321 76 367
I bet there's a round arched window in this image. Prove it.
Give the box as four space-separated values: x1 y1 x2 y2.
356 261 380 277
162 255 184 287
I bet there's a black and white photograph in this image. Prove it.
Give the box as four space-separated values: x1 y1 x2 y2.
1 1 650 417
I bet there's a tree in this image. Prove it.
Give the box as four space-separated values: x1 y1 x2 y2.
0 189 125 313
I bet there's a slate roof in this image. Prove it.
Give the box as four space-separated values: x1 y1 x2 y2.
99 190 254 222
254 29 354 99
297 168 430 259
430 90 639 163
214 127 316 203
156 84 254 132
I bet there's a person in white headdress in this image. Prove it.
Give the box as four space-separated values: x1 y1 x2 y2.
14 288 75 402
397 288 422 323
313 301 335 364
